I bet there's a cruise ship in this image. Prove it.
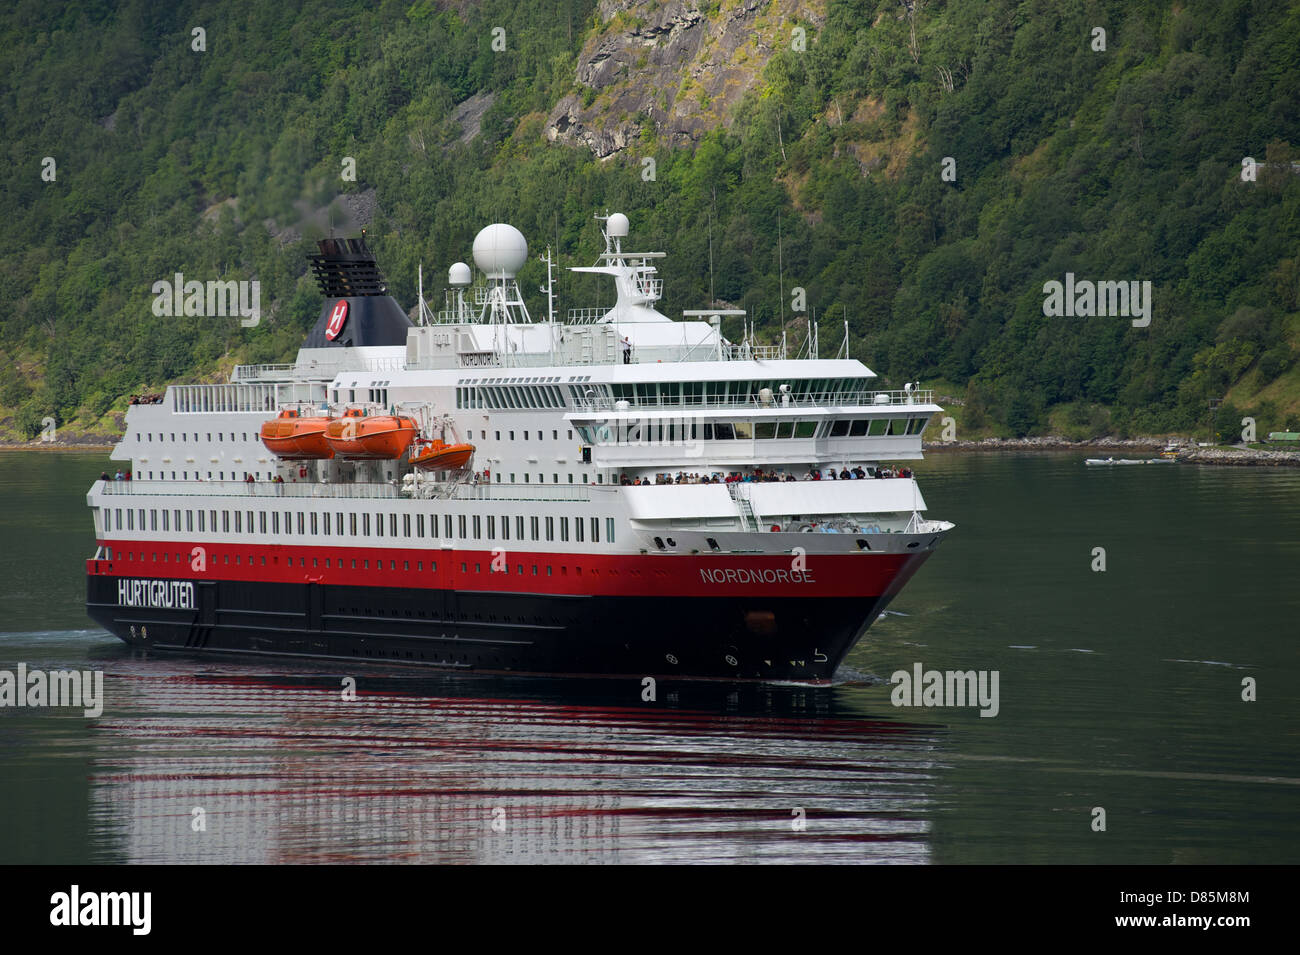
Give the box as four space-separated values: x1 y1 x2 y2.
85 213 953 682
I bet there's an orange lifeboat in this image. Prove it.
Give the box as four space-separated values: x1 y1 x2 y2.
260 409 334 459
411 439 475 471
324 408 419 459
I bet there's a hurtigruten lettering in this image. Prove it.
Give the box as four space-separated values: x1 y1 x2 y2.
117 579 195 609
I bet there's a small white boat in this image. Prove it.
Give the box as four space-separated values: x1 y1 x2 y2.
1085 457 1176 466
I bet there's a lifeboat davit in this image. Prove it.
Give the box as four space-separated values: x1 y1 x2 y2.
411 439 475 471
260 409 334 459
324 408 419 459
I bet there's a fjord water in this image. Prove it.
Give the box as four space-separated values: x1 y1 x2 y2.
0 450 1295 864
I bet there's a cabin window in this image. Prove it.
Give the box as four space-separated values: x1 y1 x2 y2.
754 422 776 440
349 514 356 536
795 421 817 438
560 517 569 542
199 511 206 533
389 514 397 537
297 513 305 535
501 515 510 540
487 516 495 538
606 518 616 543
363 514 371 536
867 419 888 436
473 515 481 538
458 515 467 538
310 513 318 535
575 519 584 543
591 518 599 543
222 511 229 533
445 515 452 538
234 511 242 533
851 420 870 437
417 514 425 538
530 516 540 541
830 420 850 437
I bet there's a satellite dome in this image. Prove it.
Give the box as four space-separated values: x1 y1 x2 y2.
448 262 472 287
606 212 629 238
472 223 528 279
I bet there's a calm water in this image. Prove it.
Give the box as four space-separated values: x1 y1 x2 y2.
0 450 1295 864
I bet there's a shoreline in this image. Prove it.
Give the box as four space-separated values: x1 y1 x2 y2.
3 437 1298 467
923 436 1300 466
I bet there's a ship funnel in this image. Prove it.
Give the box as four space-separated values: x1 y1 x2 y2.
303 235 413 348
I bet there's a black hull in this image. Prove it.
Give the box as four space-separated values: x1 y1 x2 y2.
87 576 901 683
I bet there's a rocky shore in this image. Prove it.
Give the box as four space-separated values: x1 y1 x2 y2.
924 435 1300 466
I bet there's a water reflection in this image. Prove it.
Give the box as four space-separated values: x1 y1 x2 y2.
86 651 944 864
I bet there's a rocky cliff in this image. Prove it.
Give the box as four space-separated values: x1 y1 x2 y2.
547 0 825 157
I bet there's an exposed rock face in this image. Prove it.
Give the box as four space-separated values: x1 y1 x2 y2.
451 91 496 144
547 0 824 158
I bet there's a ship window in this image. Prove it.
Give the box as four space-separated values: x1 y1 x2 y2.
575 518 584 543
297 512 305 535
712 423 733 440
258 512 266 534
222 511 229 533
336 513 343 535
830 420 850 437
545 517 554 541
389 514 397 537
547 566 553 576
510 473 516 483
851 420 870 437
363 513 371 536
776 422 794 439
364 560 369 569
404 561 410 571
417 514 425 538
794 421 817 438
754 421 776 440
560 517 569 542
523 473 529 483
591 517 599 543
473 515 481 538
444 515 452 538
376 513 384 537
552 474 558 484
456 515 465 538
487 516 495 538
524 431 529 440
500 515 509 540
467 431 473 440
531 516 540 541
310 513 318 535
867 419 887 436
606 518 616 543
495 431 500 440
234 511 242 533
162 510 170 531
568 429 573 440
516 516 525 539
734 422 753 439
403 515 411 538
532 565 538 576
127 510 134 530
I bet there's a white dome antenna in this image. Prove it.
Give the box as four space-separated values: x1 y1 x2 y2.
606 212 629 238
472 223 528 279
448 262 472 287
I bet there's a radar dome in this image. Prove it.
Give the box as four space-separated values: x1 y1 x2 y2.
606 212 630 238
448 262 472 286
472 223 528 279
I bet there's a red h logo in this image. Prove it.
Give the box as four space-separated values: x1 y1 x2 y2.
325 301 349 340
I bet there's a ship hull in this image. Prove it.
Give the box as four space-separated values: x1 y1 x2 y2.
86 557 930 683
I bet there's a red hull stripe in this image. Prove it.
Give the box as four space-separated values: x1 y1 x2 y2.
87 539 913 598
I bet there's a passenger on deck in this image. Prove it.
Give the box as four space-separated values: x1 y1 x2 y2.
840 468 851 480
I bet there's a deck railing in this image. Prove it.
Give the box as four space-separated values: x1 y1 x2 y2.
570 389 935 414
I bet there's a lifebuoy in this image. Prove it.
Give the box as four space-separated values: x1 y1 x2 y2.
770 524 781 532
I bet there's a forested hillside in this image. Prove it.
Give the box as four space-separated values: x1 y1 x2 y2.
2 0 1298 442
